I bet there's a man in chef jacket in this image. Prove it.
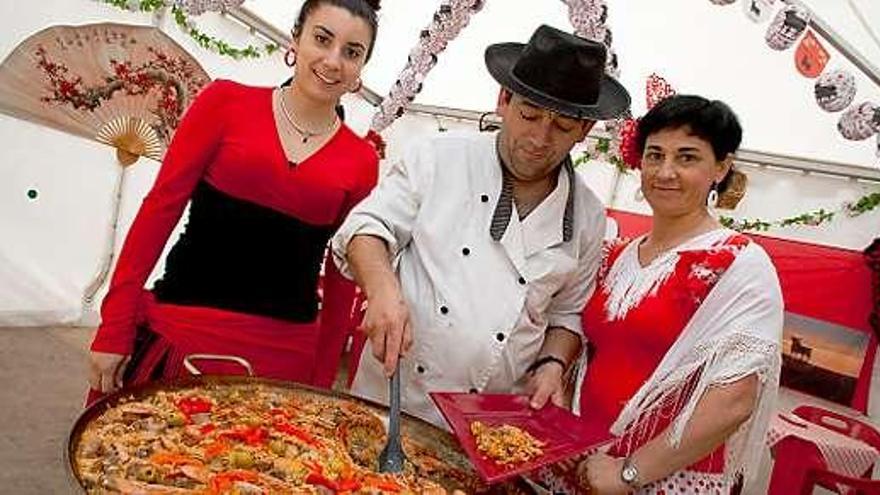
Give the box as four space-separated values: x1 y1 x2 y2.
332 25 632 427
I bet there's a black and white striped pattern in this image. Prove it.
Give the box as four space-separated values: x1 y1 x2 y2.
490 149 576 243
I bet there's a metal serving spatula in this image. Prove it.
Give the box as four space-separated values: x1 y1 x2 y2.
378 361 407 473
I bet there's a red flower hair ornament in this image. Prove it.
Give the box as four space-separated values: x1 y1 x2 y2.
617 73 677 170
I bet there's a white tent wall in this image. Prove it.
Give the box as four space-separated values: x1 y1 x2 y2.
0 0 293 326
0 1 879 490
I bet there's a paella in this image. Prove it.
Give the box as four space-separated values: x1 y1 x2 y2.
72 382 530 494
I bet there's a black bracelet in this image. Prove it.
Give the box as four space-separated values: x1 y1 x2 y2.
526 355 567 374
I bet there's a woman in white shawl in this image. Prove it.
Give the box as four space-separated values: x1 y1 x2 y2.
535 95 783 494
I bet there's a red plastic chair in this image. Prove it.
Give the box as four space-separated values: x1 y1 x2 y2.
793 405 880 466
799 468 880 495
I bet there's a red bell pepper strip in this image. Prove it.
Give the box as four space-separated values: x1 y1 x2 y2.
176 396 213 416
218 425 269 446
274 421 321 447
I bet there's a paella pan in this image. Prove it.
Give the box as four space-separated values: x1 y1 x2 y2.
67 372 536 494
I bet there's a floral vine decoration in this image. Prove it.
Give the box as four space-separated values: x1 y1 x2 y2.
719 191 880 232
370 0 485 133
100 0 279 60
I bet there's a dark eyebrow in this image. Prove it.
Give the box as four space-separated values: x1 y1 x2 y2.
314 24 367 51
314 25 334 37
677 147 702 154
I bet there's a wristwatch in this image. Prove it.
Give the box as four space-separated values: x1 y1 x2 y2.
620 457 641 489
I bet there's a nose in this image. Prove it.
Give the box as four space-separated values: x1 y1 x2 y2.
655 156 677 179
323 46 343 71
529 117 554 147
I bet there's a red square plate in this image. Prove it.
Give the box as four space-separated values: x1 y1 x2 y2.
430 392 610 483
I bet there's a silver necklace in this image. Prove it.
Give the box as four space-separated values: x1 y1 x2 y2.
277 89 338 144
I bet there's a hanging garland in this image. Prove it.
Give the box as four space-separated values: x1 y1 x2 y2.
561 0 618 77
562 0 629 169
719 191 880 232
369 0 620 133
99 0 279 60
369 0 485 133
708 0 880 156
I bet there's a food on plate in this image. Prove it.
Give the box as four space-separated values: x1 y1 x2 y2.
469 421 544 467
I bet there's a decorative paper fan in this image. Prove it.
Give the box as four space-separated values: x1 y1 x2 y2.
0 23 210 166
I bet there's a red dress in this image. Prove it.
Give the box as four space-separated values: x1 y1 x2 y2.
88 80 377 401
539 232 751 494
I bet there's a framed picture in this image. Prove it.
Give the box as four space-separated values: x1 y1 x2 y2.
781 312 871 407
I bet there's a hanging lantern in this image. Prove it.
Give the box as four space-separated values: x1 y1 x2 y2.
814 69 856 112
795 30 829 78
837 102 880 141
765 3 811 51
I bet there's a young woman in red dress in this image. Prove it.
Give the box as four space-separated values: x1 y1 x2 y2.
86 0 381 402
538 95 783 494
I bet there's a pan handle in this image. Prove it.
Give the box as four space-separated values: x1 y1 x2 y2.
183 354 254 377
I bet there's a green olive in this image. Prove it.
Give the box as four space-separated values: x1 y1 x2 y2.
166 413 186 427
229 449 254 469
269 440 287 457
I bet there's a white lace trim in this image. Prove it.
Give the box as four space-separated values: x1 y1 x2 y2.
612 332 781 485
601 230 734 321
602 241 679 321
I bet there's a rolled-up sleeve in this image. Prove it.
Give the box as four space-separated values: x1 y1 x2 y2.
546 206 606 335
331 151 426 279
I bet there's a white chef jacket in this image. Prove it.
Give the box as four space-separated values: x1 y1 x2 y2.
331 131 606 427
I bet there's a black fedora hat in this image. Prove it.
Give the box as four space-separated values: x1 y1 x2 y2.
485 24 631 120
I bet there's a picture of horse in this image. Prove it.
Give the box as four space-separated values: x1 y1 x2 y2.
781 312 870 407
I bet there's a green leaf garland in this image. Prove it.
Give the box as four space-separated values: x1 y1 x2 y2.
718 191 880 232
100 0 279 60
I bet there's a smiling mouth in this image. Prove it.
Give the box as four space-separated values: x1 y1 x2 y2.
313 70 340 86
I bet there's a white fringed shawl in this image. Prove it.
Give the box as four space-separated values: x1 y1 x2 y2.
597 231 784 488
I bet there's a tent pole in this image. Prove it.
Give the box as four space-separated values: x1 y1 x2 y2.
82 165 127 309
787 0 880 89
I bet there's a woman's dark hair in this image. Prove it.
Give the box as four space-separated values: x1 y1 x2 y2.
637 95 742 194
293 0 381 61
